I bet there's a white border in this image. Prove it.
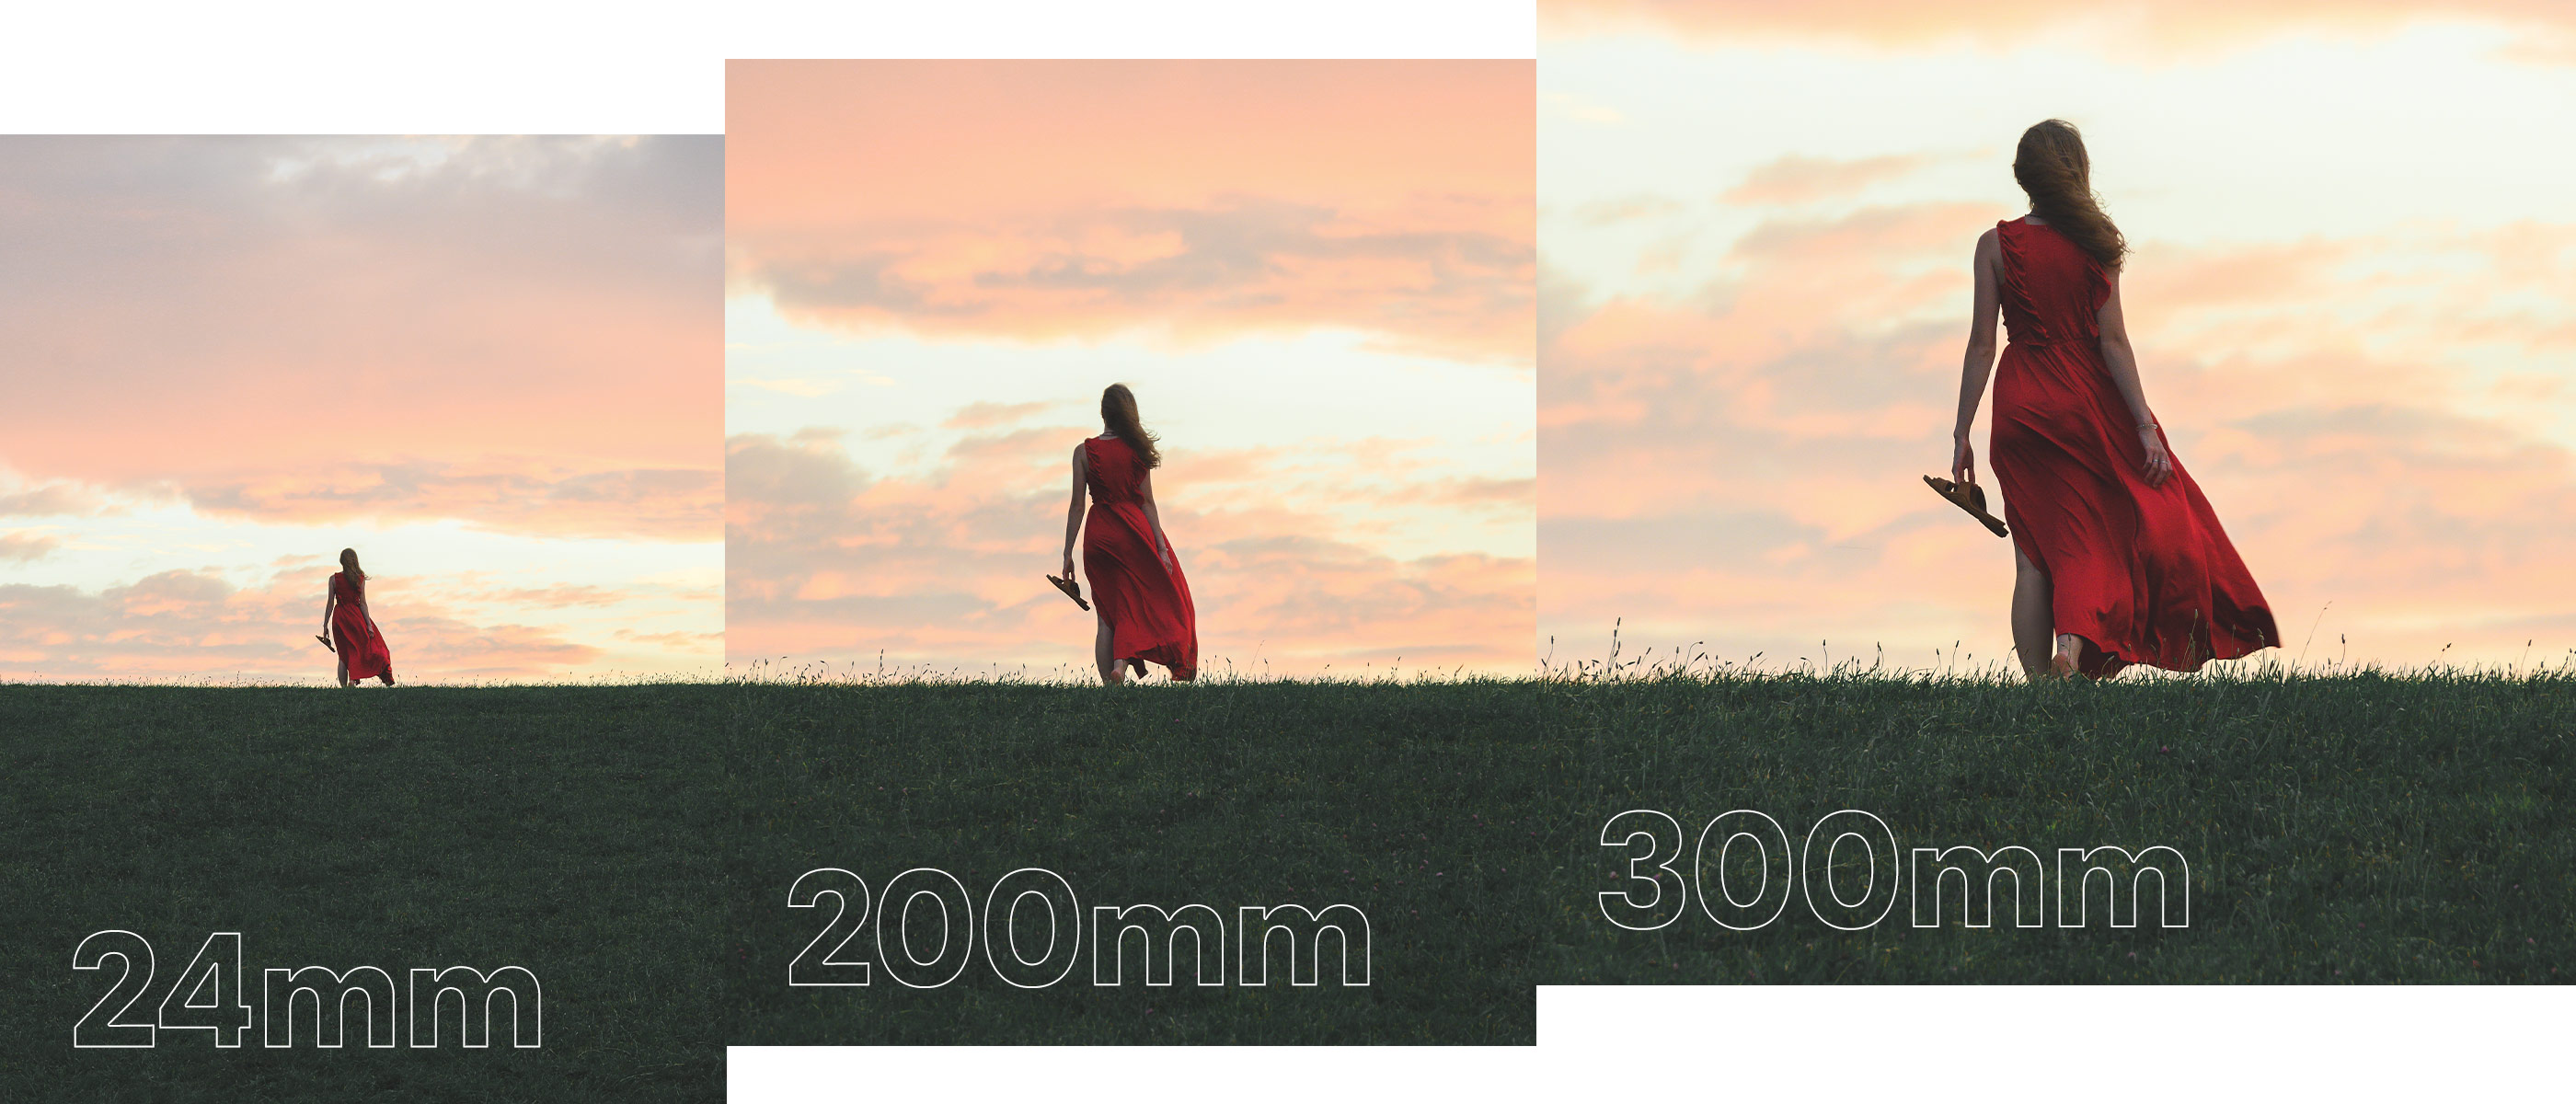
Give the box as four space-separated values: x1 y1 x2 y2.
730 987 2568 1100
0 0 1536 133
1537 986 2565 1099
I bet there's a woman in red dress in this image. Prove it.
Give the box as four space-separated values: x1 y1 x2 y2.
321 547 396 687
1060 384 1197 684
1949 120 2278 681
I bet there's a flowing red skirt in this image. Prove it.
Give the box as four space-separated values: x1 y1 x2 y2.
1083 500 1197 680
1991 340 2279 675
332 603 393 681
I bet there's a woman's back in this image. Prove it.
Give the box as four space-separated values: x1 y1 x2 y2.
1995 217 2109 351
1084 435 1146 503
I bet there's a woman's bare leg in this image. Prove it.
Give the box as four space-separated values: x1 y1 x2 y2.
2052 633 2085 680
1095 616 1121 685
2011 546 2055 681
336 654 352 688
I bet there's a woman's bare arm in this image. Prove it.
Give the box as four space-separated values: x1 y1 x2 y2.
1138 469 1174 568
1061 444 1088 578
2095 275 2173 487
1952 228 2003 485
322 580 336 632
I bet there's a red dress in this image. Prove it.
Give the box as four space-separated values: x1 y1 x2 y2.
1082 435 1197 680
330 571 393 681
1989 217 2279 675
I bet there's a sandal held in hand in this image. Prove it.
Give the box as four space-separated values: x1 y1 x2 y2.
1045 573 1091 611
1923 475 2010 538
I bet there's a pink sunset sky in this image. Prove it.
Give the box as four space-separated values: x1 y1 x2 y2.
726 61 1536 678
1540 1 2576 673
0 137 723 682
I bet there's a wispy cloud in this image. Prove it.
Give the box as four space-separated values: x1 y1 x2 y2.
1 532 62 563
726 415 1535 675
0 136 721 541
181 460 721 542
0 136 724 681
1721 154 1944 206
1539 16 2576 671
0 569 605 682
728 61 1535 367
739 197 1534 364
727 61 1537 675
1543 205 2576 667
0 484 113 517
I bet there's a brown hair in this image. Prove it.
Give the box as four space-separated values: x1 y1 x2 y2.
339 547 364 584
1100 384 1161 469
2013 119 2127 270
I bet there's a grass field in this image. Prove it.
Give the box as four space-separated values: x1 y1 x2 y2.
2 678 1549 1100
6 670 2564 1097
712 678 1547 1045
1542 667 2572 984
1 684 732 1101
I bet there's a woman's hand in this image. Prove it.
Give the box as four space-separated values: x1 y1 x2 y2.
1061 553 1075 581
2138 425 2173 488
1950 436 1976 487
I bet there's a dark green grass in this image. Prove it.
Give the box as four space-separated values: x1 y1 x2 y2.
1542 670 2573 984
2 678 1551 1101
1 684 732 1101
714 679 1550 1044
7 672 2564 1097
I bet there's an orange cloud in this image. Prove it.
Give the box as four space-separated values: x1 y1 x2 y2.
1576 194 1691 226
1541 203 2576 670
0 569 606 683
178 460 721 542
0 136 721 544
944 401 1058 430
2 532 60 563
444 583 638 610
1543 0 2576 49
726 61 1535 365
616 629 723 649
1721 154 1941 206
726 422 1535 676
0 484 109 517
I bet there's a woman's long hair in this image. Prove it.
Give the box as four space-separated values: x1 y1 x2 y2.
339 547 365 585
1100 384 1161 469
2013 119 2126 270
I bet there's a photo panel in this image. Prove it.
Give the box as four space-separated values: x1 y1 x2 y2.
718 58 1547 1044
1538 2 2573 984
724 60 1537 684
1 136 731 1096
2 137 725 683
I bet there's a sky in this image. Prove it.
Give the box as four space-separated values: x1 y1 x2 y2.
726 61 1535 679
1539 1 2576 673
0 136 724 683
